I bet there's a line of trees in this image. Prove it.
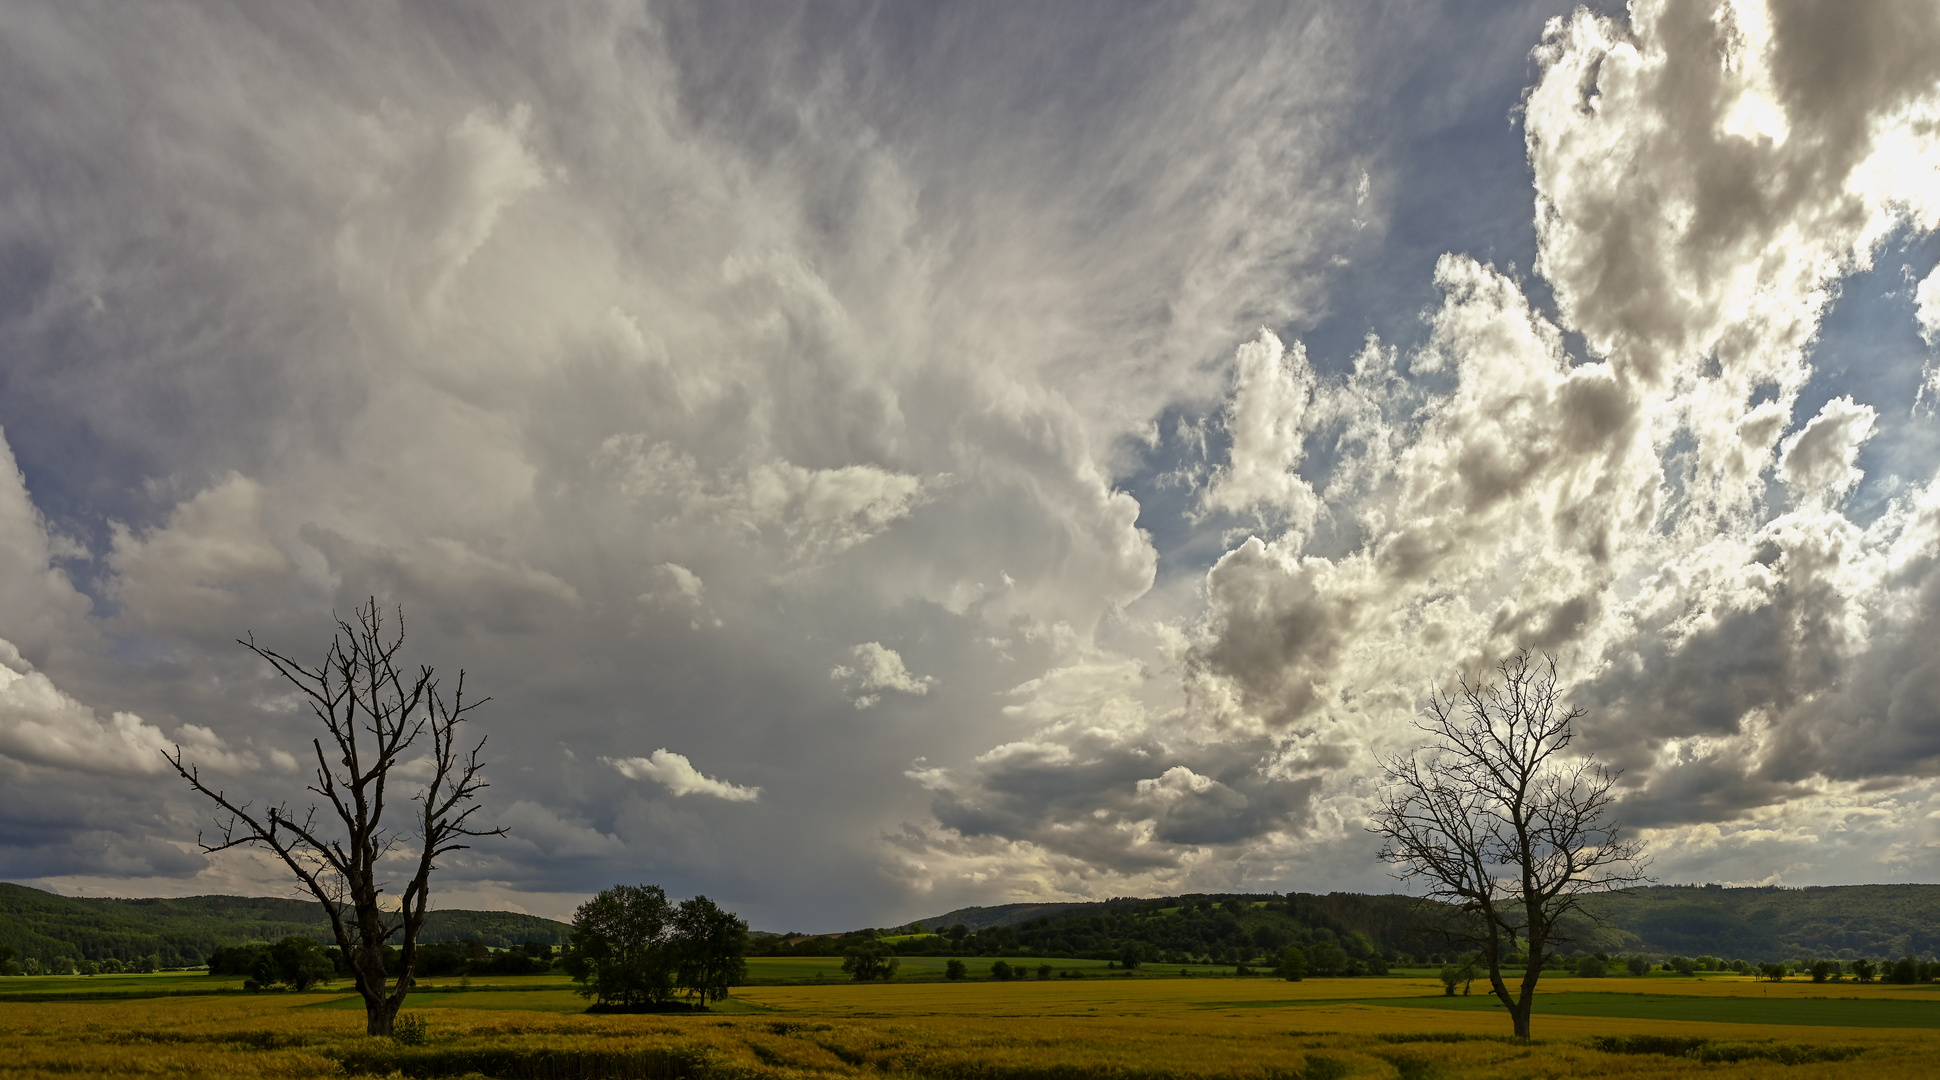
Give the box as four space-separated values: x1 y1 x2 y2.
565 884 749 1009
756 894 1425 969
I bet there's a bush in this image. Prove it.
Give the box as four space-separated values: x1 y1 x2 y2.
990 960 1013 981
390 1013 428 1046
945 959 967 981
1626 955 1650 976
1036 963 1053 980
1575 956 1607 978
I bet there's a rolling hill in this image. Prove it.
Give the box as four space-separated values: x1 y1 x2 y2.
904 884 1940 964
0 882 571 967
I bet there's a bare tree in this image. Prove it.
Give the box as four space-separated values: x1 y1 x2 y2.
165 601 505 1036
1371 650 1648 1040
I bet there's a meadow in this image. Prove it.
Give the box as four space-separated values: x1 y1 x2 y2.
6 969 1940 1079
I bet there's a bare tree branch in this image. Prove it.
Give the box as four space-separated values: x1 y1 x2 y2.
1371 649 1650 1040
164 600 506 1037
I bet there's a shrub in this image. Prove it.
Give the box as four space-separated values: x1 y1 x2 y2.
944 959 967 981
1625 955 1649 976
1575 956 1607 978
989 960 1013 981
390 1013 428 1046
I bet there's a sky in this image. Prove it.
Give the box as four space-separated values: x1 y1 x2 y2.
2 0 1939 932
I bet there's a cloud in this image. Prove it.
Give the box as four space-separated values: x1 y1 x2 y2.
603 749 761 802
1778 396 1875 503
106 474 295 639
1920 266 1940 345
0 637 261 776
831 643 935 710
1199 330 1321 532
595 438 927 567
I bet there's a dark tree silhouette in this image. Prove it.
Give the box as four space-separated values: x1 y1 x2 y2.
166 601 505 1036
1371 650 1648 1040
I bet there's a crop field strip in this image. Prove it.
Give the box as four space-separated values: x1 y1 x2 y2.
10 974 1940 1078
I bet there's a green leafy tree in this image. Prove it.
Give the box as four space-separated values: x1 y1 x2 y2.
1119 942 1143 969
1890 956 1920 985
1625 955 1649 976
945 958 967 981
1278 945 1308 981
1575 956 1606 978
0 946 19 977
990 959 1014 981
840 942 899 982
271 936 336 991
568 884 676 1007
671 895 748 1003
1852 959 1877 983
1307 942 1348 976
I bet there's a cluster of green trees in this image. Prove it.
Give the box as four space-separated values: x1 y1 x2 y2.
1755 956 1940 984
0 944 165 976
565 885 749 1009
204 936 561 989
207 936 336 990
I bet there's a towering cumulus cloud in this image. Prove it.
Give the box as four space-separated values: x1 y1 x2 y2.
905 0 1940 899
1174 0 1940 883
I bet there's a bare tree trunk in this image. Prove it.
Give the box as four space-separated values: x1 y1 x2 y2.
1372 650 1650 1041
165 600 505 1037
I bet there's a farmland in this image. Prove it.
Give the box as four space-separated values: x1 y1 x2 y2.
7 969 1940 1078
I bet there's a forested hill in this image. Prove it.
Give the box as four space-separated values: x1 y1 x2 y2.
852 884 1940 967
0 883 571 967
1576 884 1940 961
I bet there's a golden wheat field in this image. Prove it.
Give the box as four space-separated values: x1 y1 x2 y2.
5 973 1940 1079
